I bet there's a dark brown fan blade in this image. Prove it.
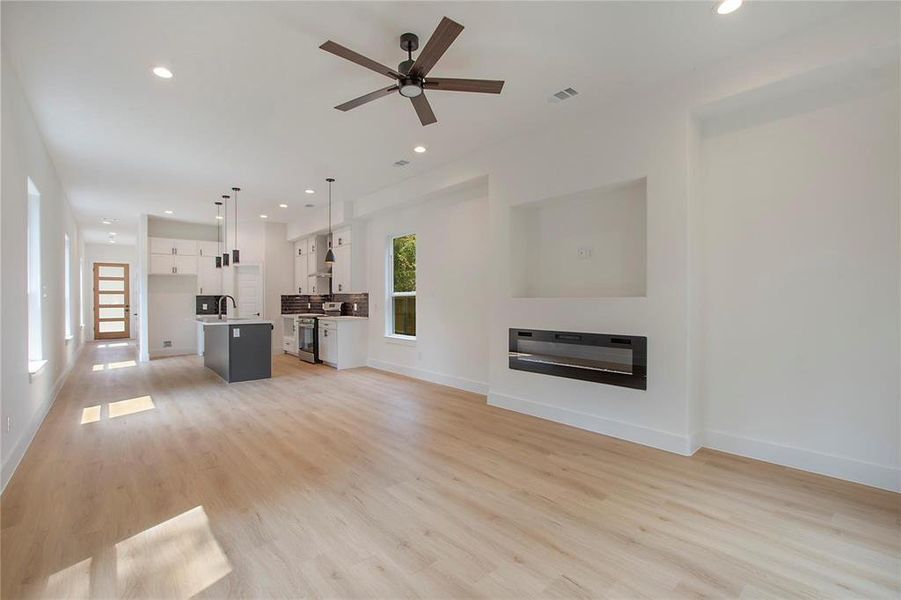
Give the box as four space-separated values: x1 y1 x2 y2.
410 93 437 126
320 40 402 79
335 85 398 111
423 78 504 94
409 17 464 79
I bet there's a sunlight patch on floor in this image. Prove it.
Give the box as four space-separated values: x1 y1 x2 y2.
115 506 231 598
108 395 154 419
93 360 137 371
81 405 102 424
45 557 92 598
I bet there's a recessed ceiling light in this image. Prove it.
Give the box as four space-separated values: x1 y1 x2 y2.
164 210 173 214
260 214 268 219
304 189 315 194
153 66 174 79
714 0 742 15
101 219 112 225
413 146 427 153
279 203 288 208
109 239 116 244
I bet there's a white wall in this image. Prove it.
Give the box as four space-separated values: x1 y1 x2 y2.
83 243 137 340
512 178 647 298
698 81 900 490
1 53 83 490
340 4 900 490
365 184 490 393
263 222 293 352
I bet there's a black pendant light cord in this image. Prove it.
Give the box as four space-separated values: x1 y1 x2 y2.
222 194 230 266
232 187 241 264
325 178 336 266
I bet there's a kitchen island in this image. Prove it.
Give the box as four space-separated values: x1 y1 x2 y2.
200 318 273 383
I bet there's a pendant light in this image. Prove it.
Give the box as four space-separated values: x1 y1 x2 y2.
214 201 223 268
221 194 230 267
231 186 241 264
325 178 336 265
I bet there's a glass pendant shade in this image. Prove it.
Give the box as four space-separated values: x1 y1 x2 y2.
325 247 336 265
222 252 230 267
232 249 240 264
215 256 222 269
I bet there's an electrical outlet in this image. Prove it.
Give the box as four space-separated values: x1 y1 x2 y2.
233 328 240 338
353 303 358 312
578 247 593 260
202 303 208 310
163 340 172 348
307 302 311 309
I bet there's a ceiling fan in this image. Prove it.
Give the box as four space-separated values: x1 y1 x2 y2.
320 16 505 126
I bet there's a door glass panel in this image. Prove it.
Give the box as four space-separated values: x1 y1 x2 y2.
98 265 125 278
98 293 125 306
98 279 125 291
99 307 125 319
99 321 126 333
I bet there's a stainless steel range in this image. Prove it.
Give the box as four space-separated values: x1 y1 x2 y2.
295 313 322 363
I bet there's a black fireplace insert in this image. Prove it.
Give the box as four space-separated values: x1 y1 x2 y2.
509 329 647 390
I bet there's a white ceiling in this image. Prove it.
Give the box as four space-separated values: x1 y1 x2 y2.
2 1 856 245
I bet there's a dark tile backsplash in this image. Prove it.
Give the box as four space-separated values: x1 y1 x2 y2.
281 292 368 317
196 295 223 315
332 293 369 317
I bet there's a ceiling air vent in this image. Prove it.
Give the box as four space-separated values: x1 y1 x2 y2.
393 159 410 167
548 87 579 104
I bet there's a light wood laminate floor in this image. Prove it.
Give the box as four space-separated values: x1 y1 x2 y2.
2 341 899 599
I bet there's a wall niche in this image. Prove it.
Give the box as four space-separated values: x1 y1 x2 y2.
510 177 647 298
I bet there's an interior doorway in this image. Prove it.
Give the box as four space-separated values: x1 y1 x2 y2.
93 262 130 339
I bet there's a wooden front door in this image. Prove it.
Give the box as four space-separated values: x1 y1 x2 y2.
93 262 130 339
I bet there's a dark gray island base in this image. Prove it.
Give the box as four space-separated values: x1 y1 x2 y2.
203 321 273 383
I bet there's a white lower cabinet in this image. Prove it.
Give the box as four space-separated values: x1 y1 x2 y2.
317 318 367 369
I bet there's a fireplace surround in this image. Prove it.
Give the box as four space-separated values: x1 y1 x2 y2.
509 328 647 390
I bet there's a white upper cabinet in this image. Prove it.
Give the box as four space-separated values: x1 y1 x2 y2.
173 239 197 256
149 253 173 275
149 237 175 255
294 250 309 294
332 244 351 294
333 227 351 247
198 241 220 257
197 255 221 294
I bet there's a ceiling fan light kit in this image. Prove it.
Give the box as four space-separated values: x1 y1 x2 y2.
320 16 505 126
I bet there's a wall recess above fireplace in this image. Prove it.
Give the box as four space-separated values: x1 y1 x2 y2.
509 328 647 390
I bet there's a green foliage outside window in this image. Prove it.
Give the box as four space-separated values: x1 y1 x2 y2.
393 234 416 293
392 234 416 336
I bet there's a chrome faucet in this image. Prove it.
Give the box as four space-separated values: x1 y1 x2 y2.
217 295 237 320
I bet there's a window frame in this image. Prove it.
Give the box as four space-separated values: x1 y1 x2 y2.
385 232 417 341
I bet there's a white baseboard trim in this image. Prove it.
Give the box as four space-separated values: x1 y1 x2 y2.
1 342 85 493
367 359 489 395
149 346 196 359
702 430 901 493
488 392 695 456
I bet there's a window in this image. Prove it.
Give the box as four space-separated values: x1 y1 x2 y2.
64 234 72 339
387 233 416 338
27 178 44 372
79 255 85 328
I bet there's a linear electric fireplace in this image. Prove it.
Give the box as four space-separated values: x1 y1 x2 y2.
509 329 647 390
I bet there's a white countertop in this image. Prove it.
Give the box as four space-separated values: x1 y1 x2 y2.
197 318 274 326
317 316 369 321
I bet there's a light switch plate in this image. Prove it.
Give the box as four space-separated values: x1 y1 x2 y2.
233 328 240 338
202 303 208 310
